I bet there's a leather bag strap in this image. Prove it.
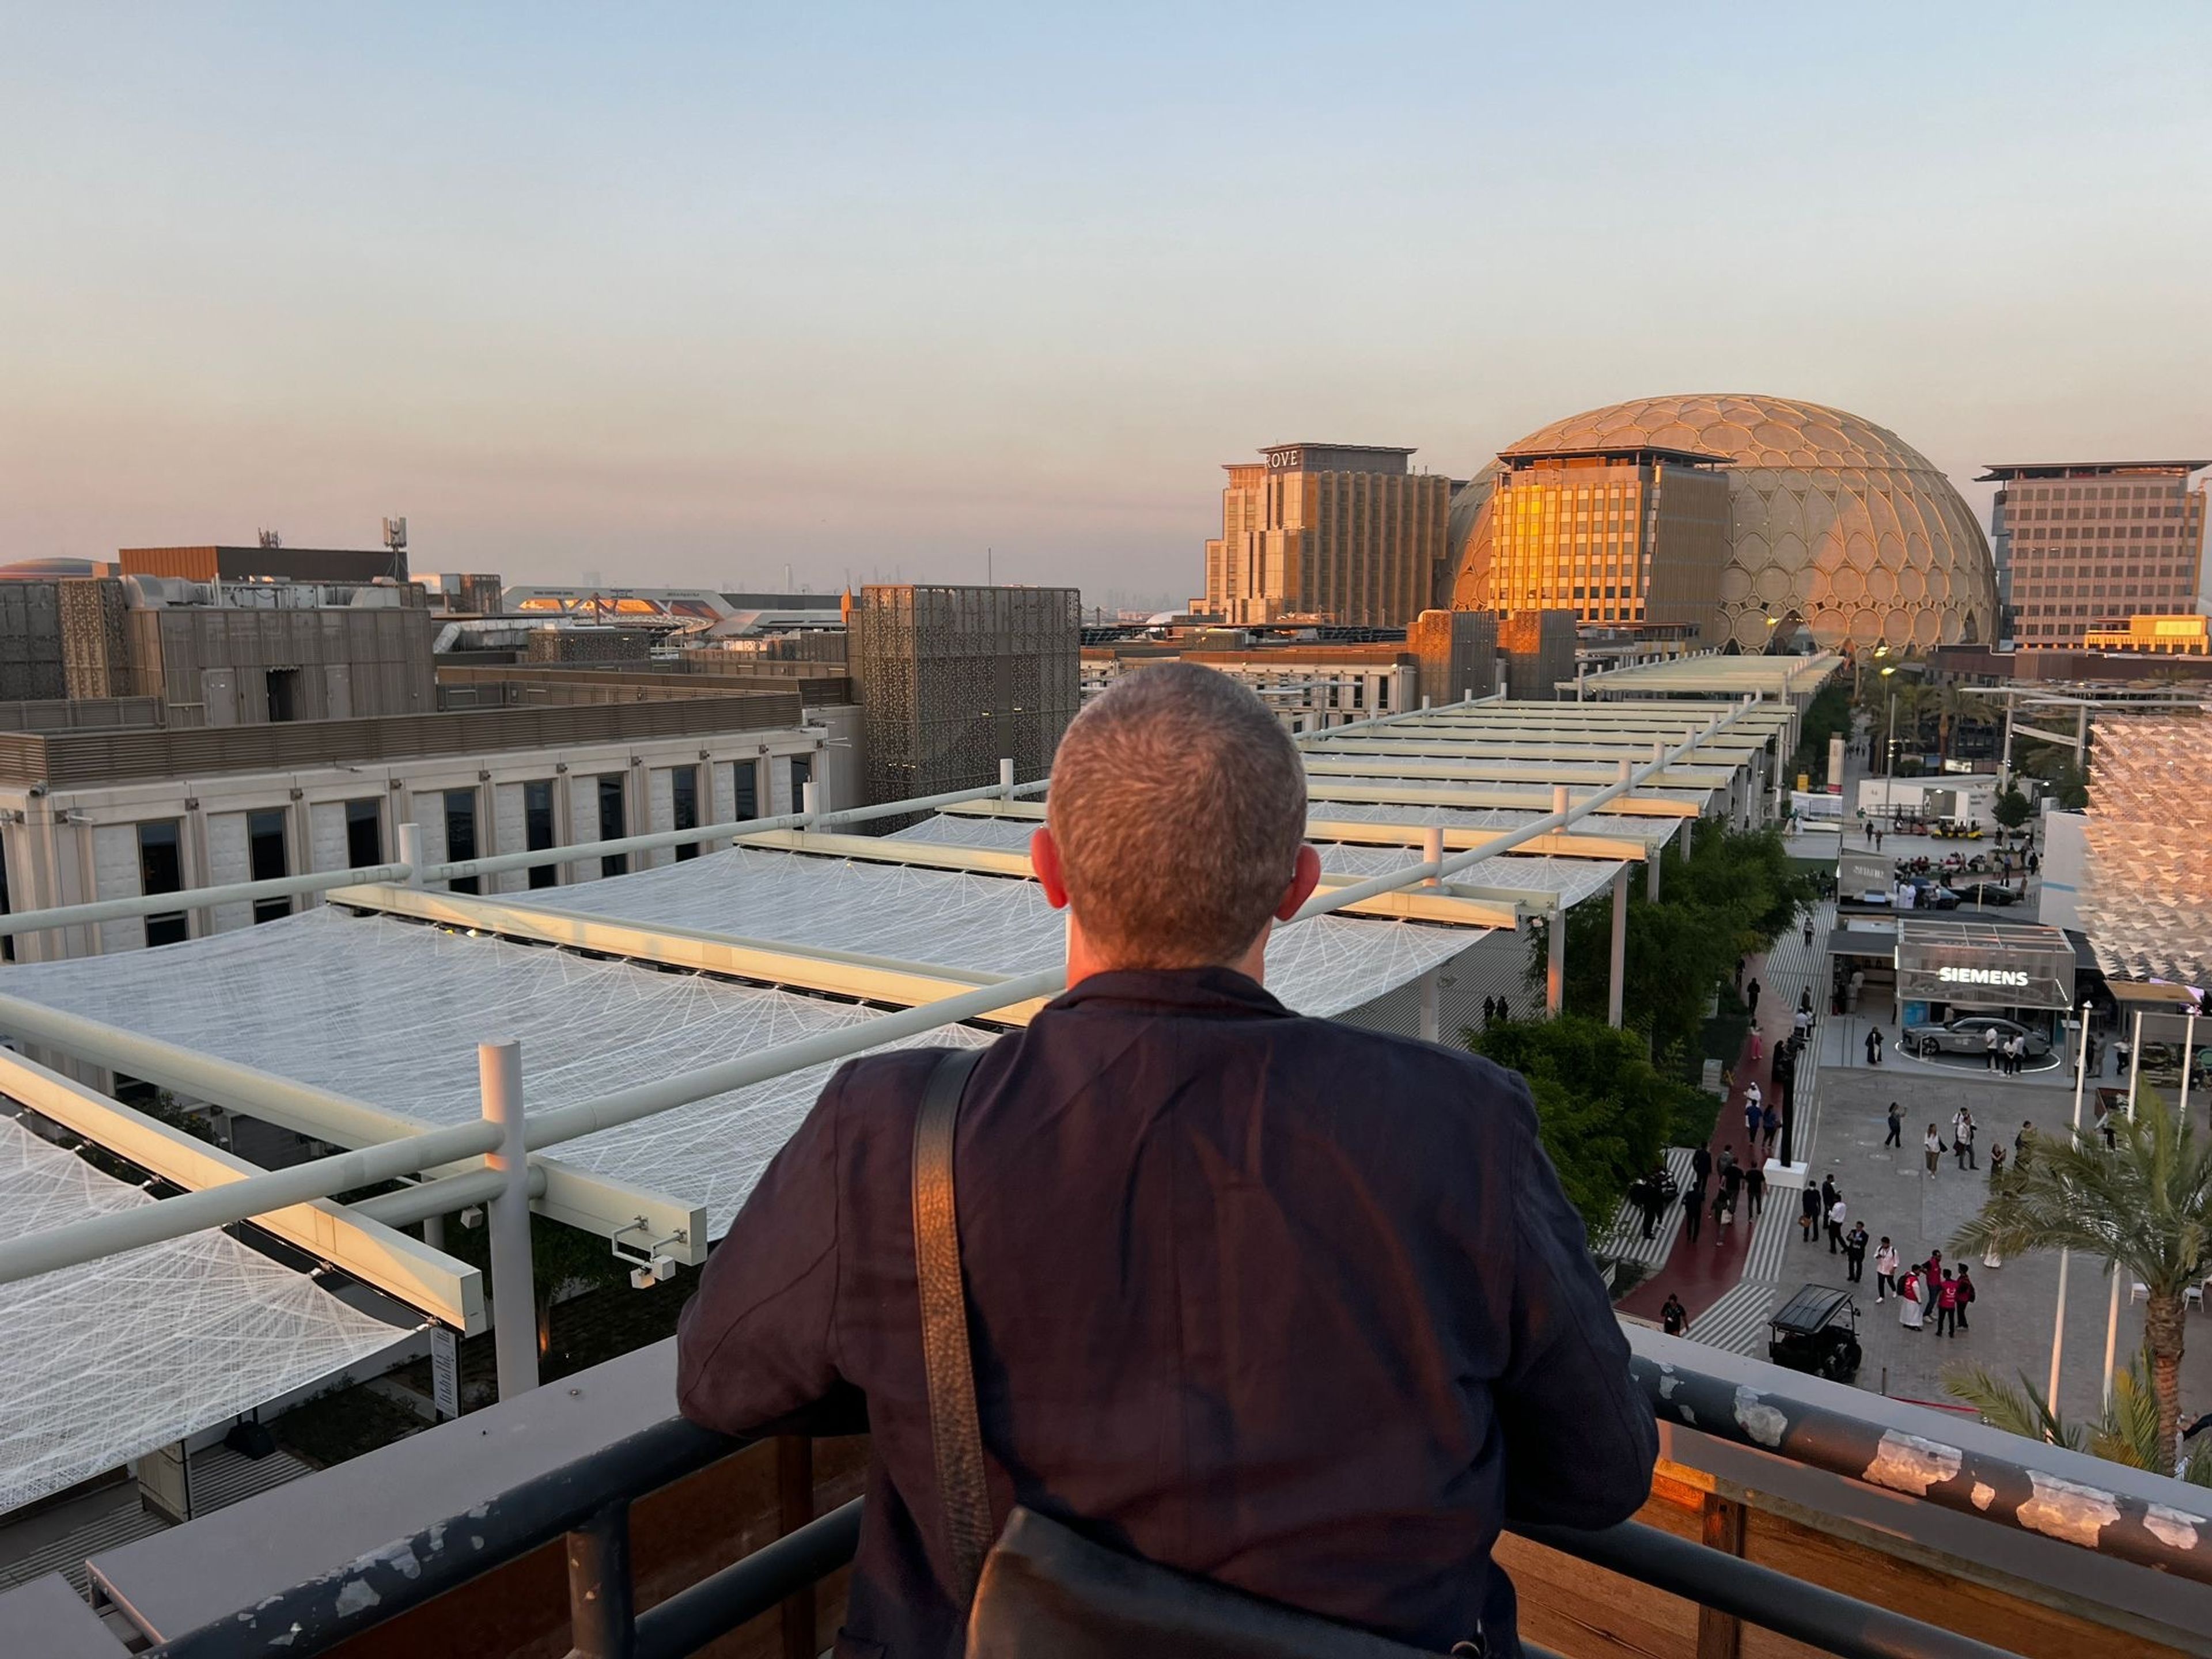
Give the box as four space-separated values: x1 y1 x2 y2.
912 1045 993 1603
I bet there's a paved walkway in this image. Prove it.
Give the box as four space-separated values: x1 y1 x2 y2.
1616 897 1834 1327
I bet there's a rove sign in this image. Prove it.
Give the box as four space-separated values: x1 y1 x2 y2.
1937 965 2029 988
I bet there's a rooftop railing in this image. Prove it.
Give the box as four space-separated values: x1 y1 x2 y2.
124 1339 2108 1659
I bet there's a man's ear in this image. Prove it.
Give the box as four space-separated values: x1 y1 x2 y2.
1272 843 1323 921
1030 825 1072 911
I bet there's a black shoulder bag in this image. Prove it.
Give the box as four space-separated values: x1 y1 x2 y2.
911 1047 1459 1659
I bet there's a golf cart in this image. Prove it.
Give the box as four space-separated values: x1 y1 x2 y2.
1768 1283 1862 1382
1931 819 1983 840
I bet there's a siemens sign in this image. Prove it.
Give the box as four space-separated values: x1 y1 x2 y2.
1937 966 2030 988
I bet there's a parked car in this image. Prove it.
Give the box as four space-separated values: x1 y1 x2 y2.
1901 877 1959 910
1902 1014 2052 1061
1768 1284 1862 1382
1946 880 2021 907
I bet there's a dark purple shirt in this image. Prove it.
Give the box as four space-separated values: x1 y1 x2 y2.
677 967 1655 1657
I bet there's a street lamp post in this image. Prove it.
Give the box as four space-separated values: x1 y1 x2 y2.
1880 665 1897 787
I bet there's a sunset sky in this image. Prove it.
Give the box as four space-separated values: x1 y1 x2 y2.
4 3 2207 603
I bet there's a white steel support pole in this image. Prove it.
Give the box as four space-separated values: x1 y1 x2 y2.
480 1040 538 1402
423 1213 445 1253
1422 825 1445 889
2103 1008 2145 1412
998 757 1015 798
1607 864 1629 1029
1418 972 1440 1043
1546 785 1569 1017
399 821 426 889
2048 1001 2095 1420
801 779 820 825
2179 1010 2198 1127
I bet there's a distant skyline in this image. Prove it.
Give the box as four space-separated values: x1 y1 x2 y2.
3 4 2209 602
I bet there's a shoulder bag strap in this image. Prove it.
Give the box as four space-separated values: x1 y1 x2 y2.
912 1045 993 1603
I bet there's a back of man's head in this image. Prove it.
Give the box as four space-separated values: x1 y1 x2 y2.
1047 662 1306 969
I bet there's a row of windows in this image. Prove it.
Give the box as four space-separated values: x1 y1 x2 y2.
2012 523 2189 538
2009 483 2191 502
2020 601 2190 616
104 757 808 948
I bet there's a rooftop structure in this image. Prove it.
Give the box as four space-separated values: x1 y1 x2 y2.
119 544 408 585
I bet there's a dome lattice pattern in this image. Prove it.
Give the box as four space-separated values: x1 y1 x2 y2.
1450 394 1998 651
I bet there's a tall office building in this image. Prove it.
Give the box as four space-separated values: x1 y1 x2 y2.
1455 442 1732 631
850 584 1081 805
1980 461 2208 646
1203 444 1453 627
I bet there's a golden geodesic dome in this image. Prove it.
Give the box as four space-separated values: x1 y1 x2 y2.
1449 394 1998 651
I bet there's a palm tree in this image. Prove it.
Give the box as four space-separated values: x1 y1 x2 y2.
1934 684 1999 766
1951 1097 2212 1475
1945 1352 2212 1486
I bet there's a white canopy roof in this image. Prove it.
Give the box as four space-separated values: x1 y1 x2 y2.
0 1112 404 1516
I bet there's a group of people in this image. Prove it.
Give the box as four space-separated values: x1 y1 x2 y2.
1983 1025 2032 1074
1798 1171 1860 1266
1882 1241 1978 1337
1677 1141 1766 1245
1892 1101 2036 1183
1478 994 1513 1025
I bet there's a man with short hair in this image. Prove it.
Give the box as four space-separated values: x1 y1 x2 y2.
677 663 1656 1658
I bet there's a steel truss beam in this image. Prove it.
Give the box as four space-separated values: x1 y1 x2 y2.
327 884 1052 1026
729 828 1519 930
0 1047 486 1332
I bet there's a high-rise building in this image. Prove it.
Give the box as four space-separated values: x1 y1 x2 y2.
1979 461 2208 647
1456 443 1732 631
850 584 1081 805
1203 444 1453 627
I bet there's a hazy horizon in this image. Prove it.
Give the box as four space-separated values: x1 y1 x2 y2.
5 4 2208 601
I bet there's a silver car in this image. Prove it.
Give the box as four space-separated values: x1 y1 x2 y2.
1903 1014 2051 1060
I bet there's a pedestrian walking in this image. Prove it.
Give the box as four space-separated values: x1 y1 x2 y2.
1691 1143 1713 1190
1482 994 1496 1025
1746 978 1760 1019
1798 1184 1820 1244
1898 1269 1924 1330
1744 1164 1767 1218
1661 1293 1689 1338
1710 1184 1734 1243
1721 1157 1744 1210
1495 997 1510 1023
1760 1103 1782 1160
1952 1108 1977 1170
1955 1264 1976 1331
1922 1251 1944 1317
1866 1026 1884 1066
1743 1085 1763 1142
1826 1193 1847 1253
1884 1101 1903 1147
1844 1222 1868 1283
1681 1184 1703 1244
1988 1140 2006 1184
1802 916 1815 948
1800 986 1815 1017
2016 1122 2035 1168
1936 1270 1960 1337
1924 1124 1943 1177
1873 1237 1899 1302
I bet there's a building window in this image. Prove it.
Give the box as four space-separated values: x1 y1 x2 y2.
525 780 558 889
344 798 383 868
138 820 188 948
445 789 481 895
671 766 700 861
266 668 300 723
732 759 759 823
598 774 628 877
248 808 290 923
789 752 813 808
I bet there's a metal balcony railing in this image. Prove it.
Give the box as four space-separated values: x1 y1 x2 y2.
134 1406 2020 1659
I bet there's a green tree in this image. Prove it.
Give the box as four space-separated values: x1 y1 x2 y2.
1935 685 1999 765
1944 1353 2212 1487
445 1211 633 1360
1992 787 2032 832
1789 683 1854 786
1532 821 1812 1084
1950 1097 2212 1475
1464 1014 1707 1234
